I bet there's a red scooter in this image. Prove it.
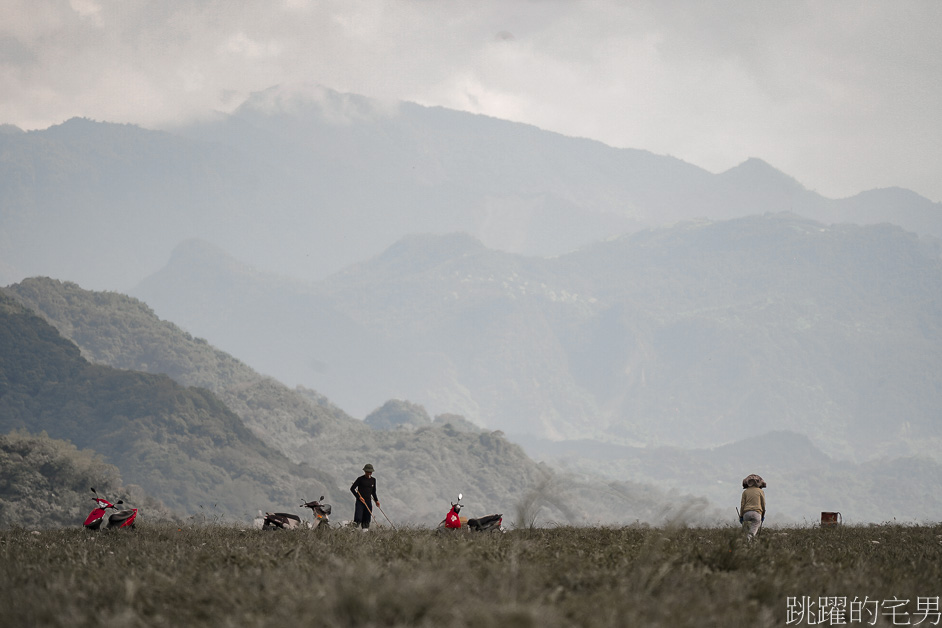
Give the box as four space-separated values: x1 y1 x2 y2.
439 493 505 533
83 487 138 530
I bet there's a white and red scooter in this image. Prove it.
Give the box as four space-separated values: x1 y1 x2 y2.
83 487 138 530
439 493 504 532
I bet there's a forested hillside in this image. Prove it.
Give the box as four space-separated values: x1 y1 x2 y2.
6 279 720 526
0 289 335 520
0 430 177 528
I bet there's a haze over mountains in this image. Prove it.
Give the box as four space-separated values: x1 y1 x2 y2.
131 216 942 465
2 84 940 291
2 84 942 524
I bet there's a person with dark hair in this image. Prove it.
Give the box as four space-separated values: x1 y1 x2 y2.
350 463 380 529
739 474 766 539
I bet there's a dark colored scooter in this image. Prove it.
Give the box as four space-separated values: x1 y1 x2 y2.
263 496 332 530
301 497 332 529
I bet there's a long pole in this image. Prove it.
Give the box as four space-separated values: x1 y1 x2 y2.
376 501 395 528
357 488 394 528
355 488 374 517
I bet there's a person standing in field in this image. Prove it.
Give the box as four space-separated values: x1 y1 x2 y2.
740 474 766 539
350 463 380 529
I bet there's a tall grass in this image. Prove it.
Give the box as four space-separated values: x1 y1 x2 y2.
1 522 939 627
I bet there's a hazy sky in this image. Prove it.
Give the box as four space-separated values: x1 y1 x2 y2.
2 0 940 202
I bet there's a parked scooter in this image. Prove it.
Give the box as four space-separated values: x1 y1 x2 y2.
301 496 332 529
262 511 302 529
263 496 332 530
83 487 138 530
439 493 505 532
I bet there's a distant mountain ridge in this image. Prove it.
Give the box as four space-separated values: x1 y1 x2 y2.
1 85 940 292
519 429 942 524
128 213 942 466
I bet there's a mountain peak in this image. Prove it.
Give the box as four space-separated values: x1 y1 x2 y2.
234 83 399 125
722 157 799 181
359 232 487 276
719 157 808 197
850 186 938 205
167 238 239 268
141 239 277 289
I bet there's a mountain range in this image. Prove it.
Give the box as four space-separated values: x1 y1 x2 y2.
2 84 941 525
130 215 942 466
2 84 940 293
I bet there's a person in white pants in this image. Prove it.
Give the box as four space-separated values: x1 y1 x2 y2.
740 474 766 539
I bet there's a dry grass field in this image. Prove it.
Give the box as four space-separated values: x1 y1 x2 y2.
2 522 940 627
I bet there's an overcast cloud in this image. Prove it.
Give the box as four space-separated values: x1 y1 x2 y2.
1 0 940 202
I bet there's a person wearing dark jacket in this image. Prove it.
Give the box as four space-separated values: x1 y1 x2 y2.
350 463 380 529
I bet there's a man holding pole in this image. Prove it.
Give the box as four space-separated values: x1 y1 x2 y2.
350 463 380 529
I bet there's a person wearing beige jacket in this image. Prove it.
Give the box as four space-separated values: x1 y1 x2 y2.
739 474 766 539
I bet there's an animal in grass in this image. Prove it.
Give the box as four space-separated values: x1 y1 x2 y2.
739 474 766 539
350 463 380 529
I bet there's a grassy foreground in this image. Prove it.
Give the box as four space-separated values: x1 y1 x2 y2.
1 523 940 627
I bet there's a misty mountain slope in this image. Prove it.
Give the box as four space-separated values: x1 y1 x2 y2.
132 234 602 437
6 276 362 452
0 118 264 291
0 288 335 519
306 214 942 458
524 430 942 523
130 214 942 464
551 215 942 455
6 278 719 525
715 157 821 214
824 188 942 239
321 232 605 436
3 85 941 293
129 239 417 417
